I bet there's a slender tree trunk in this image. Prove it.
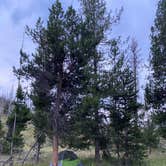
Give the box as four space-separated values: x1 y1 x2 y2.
95 138 100 166
124 129 130 166
117 142 120 166
93 55 101 166
52 135 59 166
10 113 16 166
52 72 62 166
35 142 41 163
131 39 139 124
116 131 121 166
149 147 152 155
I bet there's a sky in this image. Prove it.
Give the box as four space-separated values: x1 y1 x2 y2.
0 0 159 97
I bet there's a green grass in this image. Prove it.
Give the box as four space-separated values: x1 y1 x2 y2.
146 158 166 166
145 154 166 166
1 115 166 166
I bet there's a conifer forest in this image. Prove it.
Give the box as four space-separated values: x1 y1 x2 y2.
0 0 165 166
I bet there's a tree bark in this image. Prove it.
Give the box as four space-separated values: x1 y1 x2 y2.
35 142 41 163
117 144 120 164
95 138 100 166
116 127 120 165
52 72 62 166
10 113 16 166
149 147 152 155
52 135 59 166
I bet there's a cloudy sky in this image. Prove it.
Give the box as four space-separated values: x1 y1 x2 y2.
0 0 158 96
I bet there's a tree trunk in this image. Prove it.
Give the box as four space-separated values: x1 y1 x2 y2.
35 142 40 163
52 135 59 166
10 113 16 166
52 73 62 166
116 130 120 166
149 147 152 155
117 143 120 166
95 138 100 166
124 129 130 166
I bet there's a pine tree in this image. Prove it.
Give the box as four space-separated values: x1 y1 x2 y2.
147 0 166 139
143 119 159 155
30 76 49 163
129 39 146 164
15 1 89 165
105 39 146 165
32 109 47 163
74 0 110 164
130 39 140 105
6 83 31 154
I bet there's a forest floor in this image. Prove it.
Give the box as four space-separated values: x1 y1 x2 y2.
0 135 166 166
1 149 166 166
21 122 166 166
0 116 166 166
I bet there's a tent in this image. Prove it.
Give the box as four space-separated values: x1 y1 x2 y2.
57 150 83 166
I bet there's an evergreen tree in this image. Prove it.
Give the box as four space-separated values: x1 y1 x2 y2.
105 39 146 165
143 119 159 155
144 84 160 154
6 83 31 153
32 109 47 163
15 1 89 165
73 0 110 164
30 77 49 163
146 0 166 139
130 38 140 105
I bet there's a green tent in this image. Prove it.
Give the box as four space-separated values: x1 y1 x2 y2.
57 150 83 166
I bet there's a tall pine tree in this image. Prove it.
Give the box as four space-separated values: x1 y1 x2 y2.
15 1 90 165
75 0 110 164
105 39 146 165
146 0 166 139
143 119 159 155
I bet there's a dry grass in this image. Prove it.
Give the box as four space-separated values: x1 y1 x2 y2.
1 116 166 166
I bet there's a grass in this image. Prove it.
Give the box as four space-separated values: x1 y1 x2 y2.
20 156 166 166
21 126 166 166
1 146 166 166
81 156 166 166
11 149 166 166
145 151 166 166
146 158 166 166
1 115 166 166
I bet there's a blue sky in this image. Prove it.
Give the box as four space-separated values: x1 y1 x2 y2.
0 0 158 97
